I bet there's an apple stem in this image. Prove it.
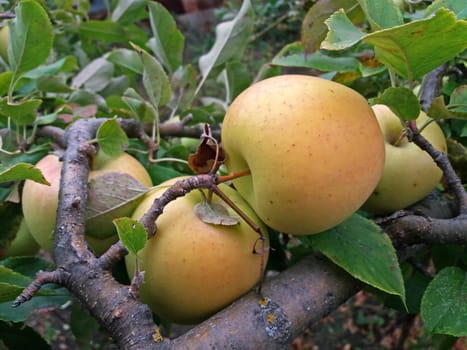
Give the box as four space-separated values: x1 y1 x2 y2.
209 183 268 292
217 169 251 183
393 129 408 147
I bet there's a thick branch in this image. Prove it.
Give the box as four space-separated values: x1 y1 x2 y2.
170 255 359 349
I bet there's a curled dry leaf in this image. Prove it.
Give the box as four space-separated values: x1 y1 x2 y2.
193 200 240 226
188 124 225 174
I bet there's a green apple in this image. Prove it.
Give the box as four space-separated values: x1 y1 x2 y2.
22 151 153 255
221 75 385 235
362 104 447 214
4 218 40 257
125 177 269 324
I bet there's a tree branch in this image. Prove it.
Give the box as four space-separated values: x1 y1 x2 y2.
170 255 359 349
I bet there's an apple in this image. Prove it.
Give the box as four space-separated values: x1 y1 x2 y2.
221 74 385 235
0 25 8 64
125 177 269 324
3 218 40 257
362 104 447 214
22 151 153 255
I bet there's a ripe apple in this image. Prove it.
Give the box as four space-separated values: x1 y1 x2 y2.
221 74 385 235
362 104 447 214
0 25 8 64
22 151 153 255
3 218 40 257
125 177 269 324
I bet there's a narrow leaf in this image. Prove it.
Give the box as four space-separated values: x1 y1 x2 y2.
114 217 147 256
421 267 467 336
71 57 114 92
96 119 129 157
304 214 406 302
0 163 50 185
131 44 172 108
8 0 53 77
196 0 254 95
373 87 420 121
21 56 78 80
147 1 184 73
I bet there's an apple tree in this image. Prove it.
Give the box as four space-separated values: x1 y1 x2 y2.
0 0 466 348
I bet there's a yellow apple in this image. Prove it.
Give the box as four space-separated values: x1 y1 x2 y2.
0 25 8 64
125 177 269 324
3 218 40 257
22 151 153 255
221 74 385 235
362 104 447 214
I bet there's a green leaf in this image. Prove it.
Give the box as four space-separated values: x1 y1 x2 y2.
304 214 406 302
421 267 467 336
70 302 100 349
448 85 467 116
427 96 459 120
96 119 129 157
425 0 467 19
0 321 50 350
272 42 360 73
364 9 467 80
0 72 13 96
71 57 114 92
301 0 360 54
322 8 467 81
8 0 53 77
36 75 73 93
0 97 41 126
86 172 149 239
357 0 403 30
113 217 147 256
111 0 146 23
147 1 184 73
79 20 126 43
223 61 251 103
373 87 420 121
321 9 366 50
106 48 143 74
21 56 78 79
196 0 254 95
121 88 159 123
0 294 70 322
0 256 53 278
169 64 197 112
131 44 172 108
147 163 186 185
0 163 50 185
